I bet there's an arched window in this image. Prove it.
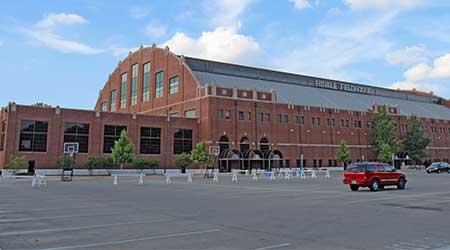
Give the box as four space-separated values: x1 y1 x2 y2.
260 137 269 153
219 135 229 154
240 136 250 153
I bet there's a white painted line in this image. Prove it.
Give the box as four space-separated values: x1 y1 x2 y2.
253 243 292 250
38 229 221 250
0 218 173 237
347 191 450 204
0 211 124 223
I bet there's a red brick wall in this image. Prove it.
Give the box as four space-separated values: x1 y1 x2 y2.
1 104 198 169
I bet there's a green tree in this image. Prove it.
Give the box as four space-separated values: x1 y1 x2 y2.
378 143 395 163
373 109 399 161
111 130 134 169
174 153 193 170
56 155 75 169
336 140 351 167
191 141 212 170
5 155 28 174
401 115 431 163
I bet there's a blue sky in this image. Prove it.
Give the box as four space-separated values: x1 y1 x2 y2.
1 0 450 109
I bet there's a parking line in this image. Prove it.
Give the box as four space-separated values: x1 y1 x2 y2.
0 211 125 223
0 218 173 237
252 243 292 250
38 229 221 250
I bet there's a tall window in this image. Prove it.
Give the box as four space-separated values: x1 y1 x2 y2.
218 109 224 119
120 73 127 108
155 71 164 98
0 121 5 151
103 125 127 153
169 76 179 94
131 64 138 106
110 90 117 112
64 123 89 153
101 102 107 112
142 63 151 102
173 129 193 154
140 127 161 154
312 117 320 126
19 120 48 152
258 113 264 122
327 118 335 128
296 116 305 125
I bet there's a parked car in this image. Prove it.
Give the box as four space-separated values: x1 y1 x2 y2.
426 162 450 174
343 162 407 192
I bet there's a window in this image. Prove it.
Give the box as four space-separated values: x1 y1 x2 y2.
283 115 289 123
169 76 179 94
366 121 373 129
354 120 362 129
225 110 231 120
377 164 385 172
184 109 196 118
265 113 270 122
110 90 117 112
101 102 107 112
296 116 305 125
173 129 193 154
131 64 138 105
366 164 375 172
120 73 127 108
140 127 161 154
312 117 320 126
239 111 244 120
218 109 224 119
0 121 5 151
143 63 151 102
64 123 89 153
258 113 264 122
277 114 283 124
246 112 252 121
155 71 164 98
19 120 48 152
341 119 349 128
103 125 127 153
327 118 335 128
169 112 178 117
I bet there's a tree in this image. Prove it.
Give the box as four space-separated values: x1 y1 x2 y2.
378 143 395 163
56 155 75 169
401 115 431 163
111 130 134 169
174 153 193 171
5 155 28 174
373 109 399 161
132 156 159 173
191 141 212 170
336 140 351 168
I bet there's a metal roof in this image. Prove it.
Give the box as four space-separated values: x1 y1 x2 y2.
185 57 450 120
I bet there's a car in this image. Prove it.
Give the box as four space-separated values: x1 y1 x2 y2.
343 162 407 192
426 162 450 174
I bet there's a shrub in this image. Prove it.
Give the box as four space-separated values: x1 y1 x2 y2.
84 156 117 175
174 153 193 169
132 156 159 172
5 155 28 174
56 155 75 169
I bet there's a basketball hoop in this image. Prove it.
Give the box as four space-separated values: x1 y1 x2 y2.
64 142 79 158
209 146 220 156
67 146 75 158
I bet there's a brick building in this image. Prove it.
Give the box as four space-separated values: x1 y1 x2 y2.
1 45 450 171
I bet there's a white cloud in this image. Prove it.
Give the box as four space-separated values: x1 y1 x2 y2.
26 30 103 54
344 0 427 10
23 13 104 55
36 13 86 30
145 23 167 38
128 7 149 19
162 25 261 63
385 45 427 66
390 53 450 94
207 0 256 27
274 11 395 81
289 0 311 10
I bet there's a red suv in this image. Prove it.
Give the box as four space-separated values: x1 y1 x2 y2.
343 162 407 192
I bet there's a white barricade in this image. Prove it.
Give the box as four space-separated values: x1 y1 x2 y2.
165 175 171 184
311 170 317 179
300 170 306 179
285 170 291 180
269 172 275 181
187 173 193 184
252 173 258 181
138 174 144 185
213 172 219 183
113 175 118 185
111 173 146 185
325 169 330 178
32 175 47 188
232 171 238 182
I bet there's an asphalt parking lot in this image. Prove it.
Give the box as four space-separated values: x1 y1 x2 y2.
1 170 450 250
